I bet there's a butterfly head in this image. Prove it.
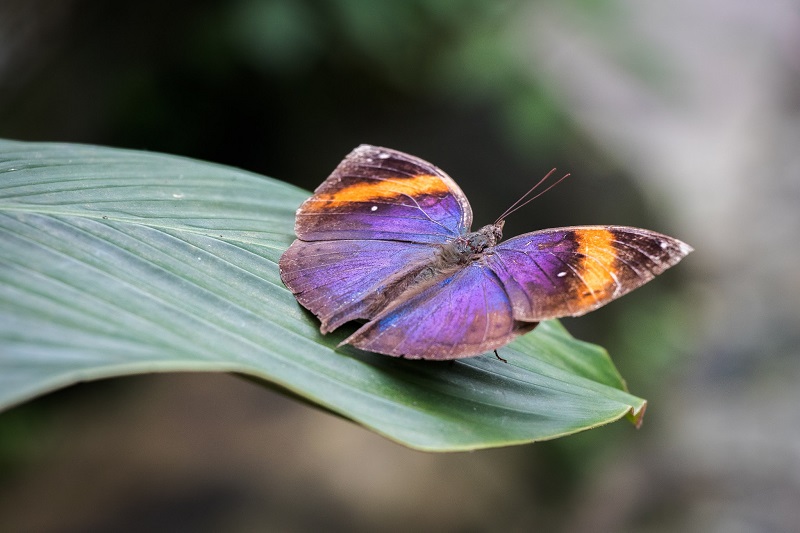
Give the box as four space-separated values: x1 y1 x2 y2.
489 220 504 243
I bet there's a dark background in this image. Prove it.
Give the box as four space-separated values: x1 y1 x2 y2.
2 0 798 531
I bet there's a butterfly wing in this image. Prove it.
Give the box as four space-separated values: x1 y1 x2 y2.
279 238 436 333
487 226 692 321
294 144 472 243
280 145 472 334
342 263 537 359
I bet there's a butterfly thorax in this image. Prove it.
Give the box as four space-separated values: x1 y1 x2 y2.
439 222 504 267
400 223 503 296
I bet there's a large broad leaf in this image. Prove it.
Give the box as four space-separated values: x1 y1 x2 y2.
0 139 645 451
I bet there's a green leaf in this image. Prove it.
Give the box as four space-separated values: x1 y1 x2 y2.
0 139 645 451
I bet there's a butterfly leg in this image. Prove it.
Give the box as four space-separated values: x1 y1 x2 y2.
494 350 508 363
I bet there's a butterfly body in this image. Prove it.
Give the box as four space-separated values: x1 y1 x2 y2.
279 145 692 360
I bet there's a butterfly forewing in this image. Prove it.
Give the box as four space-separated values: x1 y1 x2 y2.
293 145 472 244
488 226 693 321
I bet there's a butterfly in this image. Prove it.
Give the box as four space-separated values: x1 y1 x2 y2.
279 145 692 360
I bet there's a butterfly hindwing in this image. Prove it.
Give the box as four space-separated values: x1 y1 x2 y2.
294 145 472 244
279 238 437 333
343 263 537 359
488 226 693 321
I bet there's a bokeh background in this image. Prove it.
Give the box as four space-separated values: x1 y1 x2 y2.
2 0 799 531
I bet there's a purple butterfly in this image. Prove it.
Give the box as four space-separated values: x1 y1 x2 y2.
279 145 692 359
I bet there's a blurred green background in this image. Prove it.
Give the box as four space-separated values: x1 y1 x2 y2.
1 0 798 531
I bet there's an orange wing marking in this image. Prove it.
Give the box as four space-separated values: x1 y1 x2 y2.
309 174 448 209
574 229 619 307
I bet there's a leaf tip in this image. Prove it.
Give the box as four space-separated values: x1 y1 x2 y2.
626 400 647 429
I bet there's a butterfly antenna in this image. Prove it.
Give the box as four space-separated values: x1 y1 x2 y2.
494 168 557 224
495 170 571 224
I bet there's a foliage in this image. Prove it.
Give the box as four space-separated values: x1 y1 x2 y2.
0 139 645 451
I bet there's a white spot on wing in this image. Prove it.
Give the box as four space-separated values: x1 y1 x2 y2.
557 271 567 277
370 205 378 211
377 152 390 159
